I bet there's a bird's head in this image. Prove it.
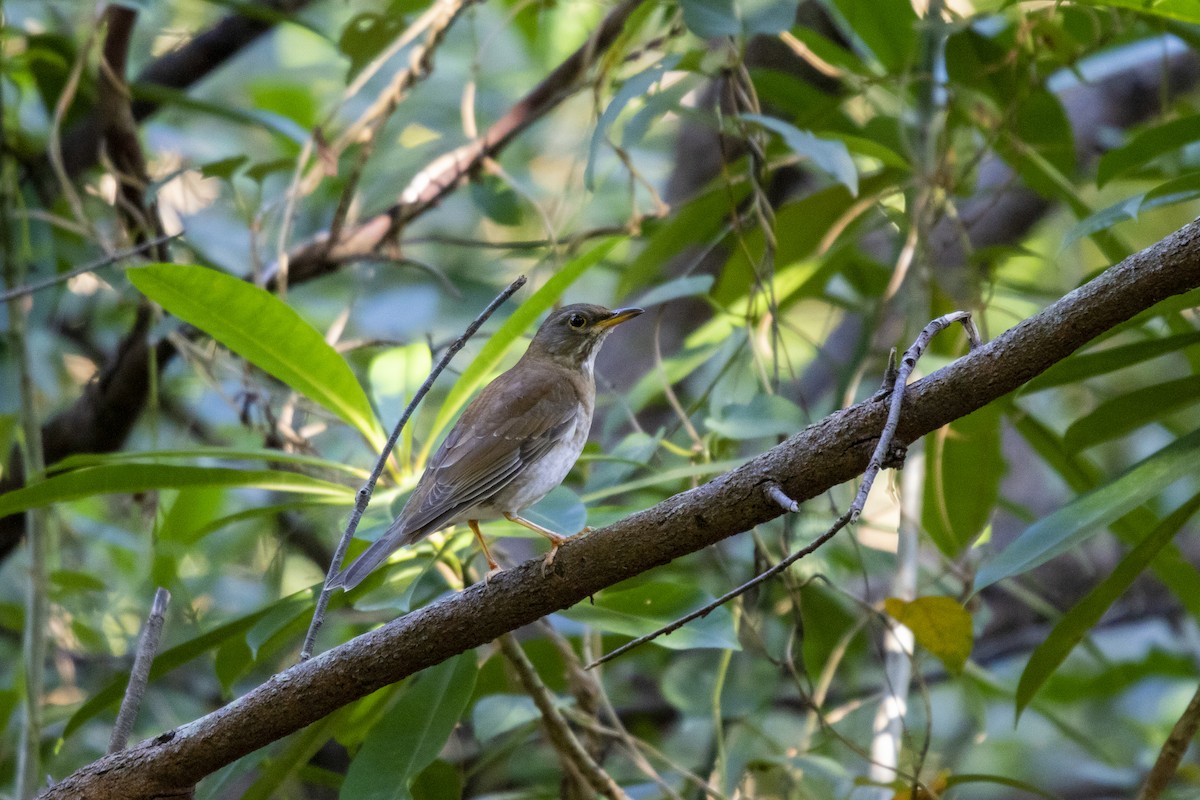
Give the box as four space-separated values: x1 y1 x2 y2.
525 303 644 370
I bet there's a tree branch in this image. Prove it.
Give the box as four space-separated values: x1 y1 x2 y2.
39 215 1200 800
274 0 649 288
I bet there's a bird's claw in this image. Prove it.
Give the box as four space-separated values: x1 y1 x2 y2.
484 565 503 585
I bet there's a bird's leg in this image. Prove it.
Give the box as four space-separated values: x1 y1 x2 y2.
503 512 569 575
468 519 502 583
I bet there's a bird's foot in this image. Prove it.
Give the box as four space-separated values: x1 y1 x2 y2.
570 525 595 539
484 564 503 585
541 539 567 576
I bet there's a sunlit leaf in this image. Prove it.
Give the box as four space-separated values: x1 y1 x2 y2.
128 264 385 448
0 464 353 517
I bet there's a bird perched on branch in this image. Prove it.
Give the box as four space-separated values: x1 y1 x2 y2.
330 303 643 590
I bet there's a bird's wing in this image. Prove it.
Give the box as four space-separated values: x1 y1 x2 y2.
394 367 581 542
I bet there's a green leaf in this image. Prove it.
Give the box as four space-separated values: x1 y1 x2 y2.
472 694 544 742
680 0 739 38
974 427 1200 591
827 0 918 71
741 113 858 194
469 175 521 226
0 464 353 517
1022 331 1200 393
1074 0 1200 23
1097 114 1200 186
633 274 714 308
49 446 369 478
1015 493 1200 717
679 0 799 39
1012 411 1200 621
884 596 973 675
338 12 406 81
420 239 619 463
923 404 1005 557
586 58 677 189
340 653 478 800
1064 375 1200 452
560 579 740 651
127 264 385 448
705 394 804 440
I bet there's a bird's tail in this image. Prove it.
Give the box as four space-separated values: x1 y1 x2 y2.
328 523 410 591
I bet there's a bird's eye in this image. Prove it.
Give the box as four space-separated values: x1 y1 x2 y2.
568 313 586 329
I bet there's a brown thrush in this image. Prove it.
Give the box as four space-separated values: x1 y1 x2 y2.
330 303 643 590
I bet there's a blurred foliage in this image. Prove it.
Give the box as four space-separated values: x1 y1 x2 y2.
2 0 1200 798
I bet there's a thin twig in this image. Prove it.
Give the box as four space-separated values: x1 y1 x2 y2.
0 234 181 303
1135 681 1200 800
588 312 982 669
849 311 980 521
498 633 630 800
298 276 526 661
108 588 171 754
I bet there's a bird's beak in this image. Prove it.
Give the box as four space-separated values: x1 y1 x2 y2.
594 307 644 330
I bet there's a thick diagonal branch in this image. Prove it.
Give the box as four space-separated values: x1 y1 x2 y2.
39 215 1200 800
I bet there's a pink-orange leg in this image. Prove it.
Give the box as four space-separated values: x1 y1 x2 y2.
468 520 502 582
502 513 593 574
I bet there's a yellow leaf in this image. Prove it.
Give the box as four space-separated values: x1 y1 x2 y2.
884 596 973 674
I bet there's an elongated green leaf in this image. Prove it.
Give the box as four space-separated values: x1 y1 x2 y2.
340 653 478 800
0 464 353 517
1097 114 1200 186
419 239 619 463
975 427 1200 591
1015 493 1200 717
561 579 740 650
1012 411 1200 620
924 404 1005 557
1075 0 1200 23
1065 375 1200 452
127 264 384 447
827 0 918 71
50 446 369 478
1023 330 1200 392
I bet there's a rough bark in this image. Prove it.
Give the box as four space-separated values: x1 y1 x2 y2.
40 215 1200 800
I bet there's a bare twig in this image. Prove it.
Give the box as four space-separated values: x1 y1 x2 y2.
108 588 172 754
588 312 982 669
0 234 180 303
849 311 980 521
299 276 526 661
1135 681 1200 800
498 633 630 800
764 481 799 513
